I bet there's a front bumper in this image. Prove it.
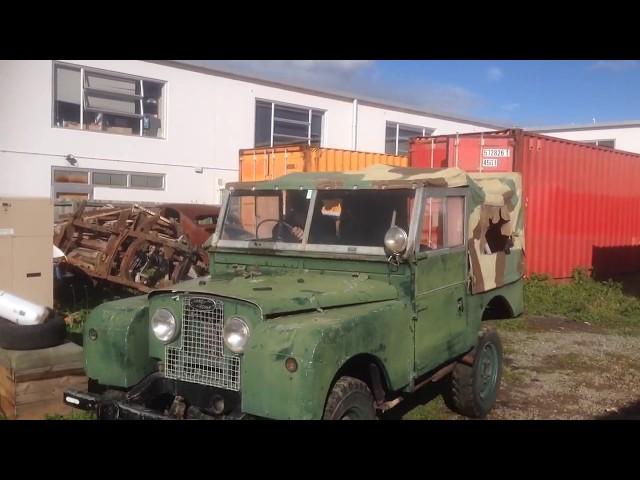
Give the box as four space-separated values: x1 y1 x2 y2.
63 373 249 420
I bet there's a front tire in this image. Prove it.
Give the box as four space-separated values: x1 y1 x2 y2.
443 327 503 418
323 376 378 420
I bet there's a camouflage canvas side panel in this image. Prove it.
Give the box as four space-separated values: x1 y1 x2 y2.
467 173 524 294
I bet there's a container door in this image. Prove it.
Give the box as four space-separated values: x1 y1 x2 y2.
414 193 469 376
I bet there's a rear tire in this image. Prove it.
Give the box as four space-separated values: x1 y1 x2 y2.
443 327 503 418
323 376 378 420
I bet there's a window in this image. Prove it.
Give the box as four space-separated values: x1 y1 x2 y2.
385 122 434 155
446 197 465 247
420 195 465 251
130 174 164 189
309 189 414 247
92 172 127 187
421 197 444 250
51 167 165 200
53 62 165 138
53 169 88 184
255 101 324 147
220 188 415 251
52 168 92 201
582 139 615 149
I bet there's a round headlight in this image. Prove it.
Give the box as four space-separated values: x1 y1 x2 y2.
151 308 177 343
384 225 408 254
224 317 250 354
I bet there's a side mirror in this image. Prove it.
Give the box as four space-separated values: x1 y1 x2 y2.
384 226 408 256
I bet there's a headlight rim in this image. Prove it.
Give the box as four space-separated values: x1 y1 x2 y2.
151 307 178 343
223 316 250 354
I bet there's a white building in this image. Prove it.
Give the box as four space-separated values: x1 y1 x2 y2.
4 60 638 206
525 120 640 153
0 60 503 205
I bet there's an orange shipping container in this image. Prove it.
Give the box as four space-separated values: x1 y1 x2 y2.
239 145 408 182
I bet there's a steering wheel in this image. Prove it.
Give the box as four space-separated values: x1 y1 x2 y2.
255 218 299 242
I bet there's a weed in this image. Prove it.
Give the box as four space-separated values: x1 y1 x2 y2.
524 268 640 335
402 395 458 420
45 410 97 420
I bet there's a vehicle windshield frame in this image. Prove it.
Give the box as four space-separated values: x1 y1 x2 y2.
213 187 421 257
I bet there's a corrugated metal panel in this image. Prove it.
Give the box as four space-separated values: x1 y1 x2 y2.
239 145 408 182
409 132 514 172
409 129 640 278
522 133 640 278
409 137 448 168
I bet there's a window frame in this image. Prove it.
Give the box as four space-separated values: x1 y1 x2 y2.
51 61 167 139
415 187 469 259
581 139 616 149
386 121 435 155
51 166 165 199
254 99 325 148
215 188 419 257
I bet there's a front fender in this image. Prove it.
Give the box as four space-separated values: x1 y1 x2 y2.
241 300 413 419
83 295 157 387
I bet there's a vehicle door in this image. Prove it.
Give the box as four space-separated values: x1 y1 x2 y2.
413 188 469 376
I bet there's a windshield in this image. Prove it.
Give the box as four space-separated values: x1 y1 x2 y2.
219 188 415 253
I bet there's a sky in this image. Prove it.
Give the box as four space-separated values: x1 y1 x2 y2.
195 60 640 127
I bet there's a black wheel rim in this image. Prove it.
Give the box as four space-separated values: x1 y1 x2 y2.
477 342 499 400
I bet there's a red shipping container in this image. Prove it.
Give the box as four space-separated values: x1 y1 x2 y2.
409 129 640 279
410 133 514 172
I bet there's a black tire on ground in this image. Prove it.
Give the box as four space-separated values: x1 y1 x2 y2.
323 376 378 420
443 327 503 418
0 314 67 350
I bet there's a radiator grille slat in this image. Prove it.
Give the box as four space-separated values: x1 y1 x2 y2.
165 296 240 391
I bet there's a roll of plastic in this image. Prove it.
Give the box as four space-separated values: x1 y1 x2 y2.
0 290 50 325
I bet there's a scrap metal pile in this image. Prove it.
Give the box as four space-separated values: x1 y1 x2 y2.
53 202 219 293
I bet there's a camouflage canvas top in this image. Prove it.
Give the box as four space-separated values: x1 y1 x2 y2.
227 164 469 191
227 164 518 195
226 164 524 294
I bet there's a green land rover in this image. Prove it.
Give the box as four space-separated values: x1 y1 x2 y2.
64 165 524 420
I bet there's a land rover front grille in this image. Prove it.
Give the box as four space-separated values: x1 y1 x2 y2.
165 295 240 391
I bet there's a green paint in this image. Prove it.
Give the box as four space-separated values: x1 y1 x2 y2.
76 167 524 420
83 295 157 387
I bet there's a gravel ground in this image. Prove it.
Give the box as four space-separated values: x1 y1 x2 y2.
399 317 640 420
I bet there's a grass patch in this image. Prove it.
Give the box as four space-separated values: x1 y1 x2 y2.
502 364 528 386
402 395 457 420
525 269 640 335
531 352 598 374
45 410 96 420
490 318 530 333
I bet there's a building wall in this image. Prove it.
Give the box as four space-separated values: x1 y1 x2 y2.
0 60 491 203
356 103 493 152
536 127 640 154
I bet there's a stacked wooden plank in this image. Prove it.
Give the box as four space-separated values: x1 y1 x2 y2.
0 342 87 420
53 202 210 293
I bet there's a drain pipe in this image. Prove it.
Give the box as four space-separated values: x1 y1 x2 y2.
351 98 358 150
